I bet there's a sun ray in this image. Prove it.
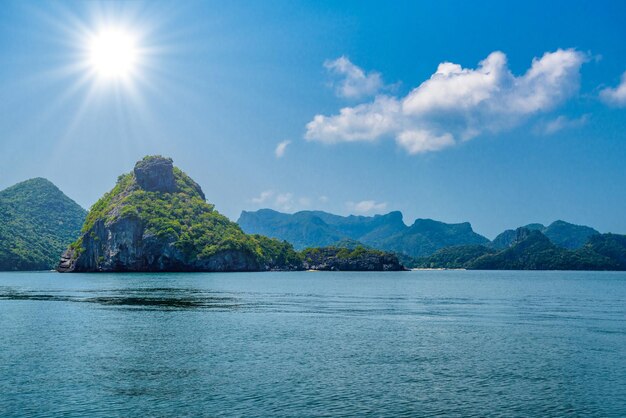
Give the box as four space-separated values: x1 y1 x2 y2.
18 1 187 175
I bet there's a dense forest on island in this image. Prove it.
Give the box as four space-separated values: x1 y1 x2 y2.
0 178 86 270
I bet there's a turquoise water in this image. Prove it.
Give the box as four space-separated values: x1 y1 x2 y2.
1 270 625 417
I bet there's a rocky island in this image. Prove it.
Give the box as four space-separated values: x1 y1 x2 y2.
301 246 405 271
58 156 302 272
58 156 405 273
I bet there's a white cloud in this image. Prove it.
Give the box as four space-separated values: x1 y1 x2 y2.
306 96 400 143
325 56 384 99
298 197 312 207
250 190 313 212
251 190 274 204
396 130 455 154
347 200 388 214
274 140 291 158
600 71 626 107
307 49 588 154
275 193 294 211
539 114 589 135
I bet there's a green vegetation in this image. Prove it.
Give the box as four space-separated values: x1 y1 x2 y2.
415 228 626 270
375 218 489 258
302 245 386 260
542 220 600 249
300 245 404 271
0 178 86 270
238 209 488 257
491 220 599 250
413 245 496 269
579 233 626 269
69 159 300 269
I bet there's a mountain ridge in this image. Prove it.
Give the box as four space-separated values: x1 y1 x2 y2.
416 227 626 270
0 177 86 270
491 220 600 250
238 209 610 262
239 209 488 258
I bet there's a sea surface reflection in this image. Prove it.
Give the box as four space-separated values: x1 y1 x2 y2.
1 270 625 417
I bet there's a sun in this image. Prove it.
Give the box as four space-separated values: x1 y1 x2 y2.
87 28 139 79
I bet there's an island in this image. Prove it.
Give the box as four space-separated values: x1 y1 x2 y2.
302 246 405 271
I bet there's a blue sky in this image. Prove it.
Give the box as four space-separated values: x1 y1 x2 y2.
0 0 625 238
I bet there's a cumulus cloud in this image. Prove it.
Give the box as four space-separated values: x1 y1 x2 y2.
347 200 388 214
275 140 291 158
396 130 455 154
325 56 384 99
250 190 315 212
306 96 400 143
251 190 274 204
600 71 626 107
306 49 588 154
274 193 294 210
539 114 589 135
298 197 312 207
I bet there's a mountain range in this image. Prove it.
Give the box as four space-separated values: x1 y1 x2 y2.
417 227 626 270
238 209 602 256
238 209 489 258
0 170 624 272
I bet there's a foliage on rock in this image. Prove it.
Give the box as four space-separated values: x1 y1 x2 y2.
62 156 300 272
301 245 405 271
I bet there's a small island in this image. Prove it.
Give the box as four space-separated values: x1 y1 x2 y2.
302 246 405 271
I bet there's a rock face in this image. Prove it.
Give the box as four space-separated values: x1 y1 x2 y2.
59 217 262 272
58 156 299 272
132 156 206 200
133 156 178 194
301 247 405 271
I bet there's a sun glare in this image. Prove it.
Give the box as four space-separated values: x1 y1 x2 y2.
88 28 138 79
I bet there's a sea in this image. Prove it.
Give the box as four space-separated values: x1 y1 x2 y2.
1 270 625 417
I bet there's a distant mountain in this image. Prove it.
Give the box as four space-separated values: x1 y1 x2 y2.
472 229 578 270
490 229 518 249
238 209 350 250
371 218 489 258
0 178 87 270
238 209 488 258
491 220 599 250
413 245 496 269
542 220 600 249
417 228 626 270
580 233 626 270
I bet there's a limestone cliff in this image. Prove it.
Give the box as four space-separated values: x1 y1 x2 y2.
58 156 301 272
